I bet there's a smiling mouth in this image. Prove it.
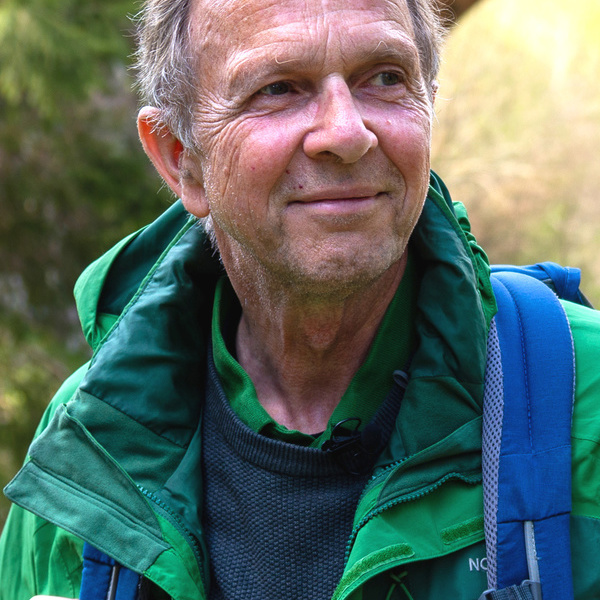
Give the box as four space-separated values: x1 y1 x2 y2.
292 188 383 201
291 191 383 208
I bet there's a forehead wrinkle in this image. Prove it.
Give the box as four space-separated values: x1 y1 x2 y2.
382 0 416 32
225 22 420 92
192 0 414 36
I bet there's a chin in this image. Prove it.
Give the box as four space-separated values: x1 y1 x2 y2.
278 248 404 298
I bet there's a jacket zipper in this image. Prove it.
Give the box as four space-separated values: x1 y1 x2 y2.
344 471 480 564
137 485 205 571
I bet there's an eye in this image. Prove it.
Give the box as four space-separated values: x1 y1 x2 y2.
371 71 404 87
259 81 292 96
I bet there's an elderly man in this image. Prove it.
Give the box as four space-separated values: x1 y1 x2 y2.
1 0 600 599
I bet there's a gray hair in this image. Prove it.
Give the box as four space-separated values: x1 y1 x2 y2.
404 0 445 95
133 0 444 148
133 0 197 149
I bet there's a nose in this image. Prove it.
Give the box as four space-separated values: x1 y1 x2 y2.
303 79 378 163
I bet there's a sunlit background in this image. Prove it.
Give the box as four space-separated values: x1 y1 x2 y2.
1 0 599 528
432 0 600 301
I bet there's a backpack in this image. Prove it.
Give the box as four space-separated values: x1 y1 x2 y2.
80 262 590 600
479 262 592 600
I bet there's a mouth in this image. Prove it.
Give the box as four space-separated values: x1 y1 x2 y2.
289 189 385 216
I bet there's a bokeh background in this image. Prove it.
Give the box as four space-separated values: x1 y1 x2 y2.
1 0 599 529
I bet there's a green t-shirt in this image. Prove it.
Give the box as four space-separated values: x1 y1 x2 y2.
211 257 418 447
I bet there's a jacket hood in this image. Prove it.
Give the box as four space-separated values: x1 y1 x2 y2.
73 200 220 351
389 171 495 457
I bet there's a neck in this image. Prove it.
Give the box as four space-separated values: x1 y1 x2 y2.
228 254 408 434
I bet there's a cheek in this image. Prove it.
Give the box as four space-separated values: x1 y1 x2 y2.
215 113 308 189
379 116 431 180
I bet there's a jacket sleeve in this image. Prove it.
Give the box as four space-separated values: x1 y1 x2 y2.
0 363 90 600
0 505 83 600
565 299 600 522
561 300 600 597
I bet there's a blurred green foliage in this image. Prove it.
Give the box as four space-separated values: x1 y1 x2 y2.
0 0 171 525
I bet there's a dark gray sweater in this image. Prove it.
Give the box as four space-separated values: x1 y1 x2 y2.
202 350 406 600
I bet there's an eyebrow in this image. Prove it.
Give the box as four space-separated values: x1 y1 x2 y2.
226 51 301 99
225 31 421 99
364 36 420 71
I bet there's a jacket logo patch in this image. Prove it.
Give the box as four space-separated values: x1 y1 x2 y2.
468 557 488 572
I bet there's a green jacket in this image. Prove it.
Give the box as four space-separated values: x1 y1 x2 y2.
2 175 600 600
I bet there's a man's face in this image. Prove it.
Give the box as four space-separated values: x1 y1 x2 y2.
185 0 432 295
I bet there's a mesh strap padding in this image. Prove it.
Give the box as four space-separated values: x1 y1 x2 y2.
482 318 503 590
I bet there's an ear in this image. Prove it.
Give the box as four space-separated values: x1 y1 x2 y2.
137 106 209 218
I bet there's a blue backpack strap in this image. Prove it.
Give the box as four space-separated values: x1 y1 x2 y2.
481 270 575 600
80 542 142 600
490 261 592 307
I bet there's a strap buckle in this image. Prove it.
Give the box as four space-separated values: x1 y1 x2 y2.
478 580 542 600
